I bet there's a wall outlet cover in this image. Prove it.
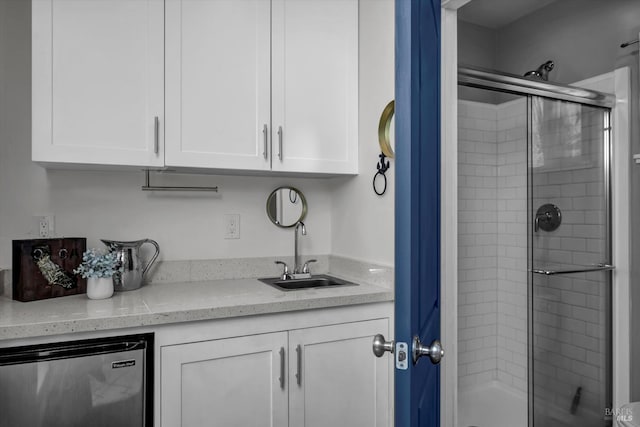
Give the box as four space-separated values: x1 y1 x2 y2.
224 214 240 239
36 215 55 238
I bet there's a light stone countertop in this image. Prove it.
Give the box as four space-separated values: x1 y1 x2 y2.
0 277 394 341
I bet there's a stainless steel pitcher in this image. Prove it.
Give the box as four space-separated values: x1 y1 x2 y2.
100 239 160 291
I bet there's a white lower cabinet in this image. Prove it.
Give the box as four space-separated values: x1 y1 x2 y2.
160 318 390 427
288 320 389 427
161 332 288 427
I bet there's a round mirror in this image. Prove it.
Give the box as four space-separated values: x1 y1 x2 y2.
266 187 307 228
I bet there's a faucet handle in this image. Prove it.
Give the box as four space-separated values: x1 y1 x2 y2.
274 261 290 280
302 259 317 274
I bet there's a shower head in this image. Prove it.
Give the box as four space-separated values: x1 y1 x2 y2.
524 60 555 81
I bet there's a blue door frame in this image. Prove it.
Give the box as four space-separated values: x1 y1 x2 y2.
395 0 441 426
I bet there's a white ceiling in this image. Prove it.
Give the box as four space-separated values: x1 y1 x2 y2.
457 0 559 29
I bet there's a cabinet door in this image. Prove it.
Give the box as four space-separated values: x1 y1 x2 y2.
165 0 271 171
271 0 359 175
289 319 390 427
161 332 288 427
32 0 164 167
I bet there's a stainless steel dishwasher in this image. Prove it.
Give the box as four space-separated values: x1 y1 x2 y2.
0 333 153 427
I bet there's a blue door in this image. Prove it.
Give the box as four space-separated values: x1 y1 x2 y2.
396 0 441 425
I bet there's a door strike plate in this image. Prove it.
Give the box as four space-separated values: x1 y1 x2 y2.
395 342 408 370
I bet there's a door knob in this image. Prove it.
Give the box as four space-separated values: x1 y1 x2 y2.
412 336 444 364
372 334 394 357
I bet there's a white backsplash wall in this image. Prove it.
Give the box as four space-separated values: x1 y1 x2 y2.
0 165 334 267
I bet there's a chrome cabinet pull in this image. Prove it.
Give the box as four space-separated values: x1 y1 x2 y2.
263 124 268 160
153 116 159 154
279 347 285 389
277 126 283 161
295 344 302 386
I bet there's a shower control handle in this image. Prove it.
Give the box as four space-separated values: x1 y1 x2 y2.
535 204 562 233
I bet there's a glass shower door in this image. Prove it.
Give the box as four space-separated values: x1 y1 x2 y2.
529 96 612 427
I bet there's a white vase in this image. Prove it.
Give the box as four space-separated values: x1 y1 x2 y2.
86 277 114 300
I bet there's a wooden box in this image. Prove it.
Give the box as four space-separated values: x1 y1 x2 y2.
12 238 87 302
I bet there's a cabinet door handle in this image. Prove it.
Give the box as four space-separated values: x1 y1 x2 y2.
295 344 302 386
153 116 159 154
263 124 268 160
279 347 285 389
277 126 283 161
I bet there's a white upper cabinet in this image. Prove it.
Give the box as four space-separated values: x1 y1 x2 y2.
32 0 164 167
32 0 358 175
165 0 272 171
272 0 359 175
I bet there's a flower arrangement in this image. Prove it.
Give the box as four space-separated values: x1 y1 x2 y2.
74 248 123 279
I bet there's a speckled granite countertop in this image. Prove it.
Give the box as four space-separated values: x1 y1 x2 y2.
0 277 394 340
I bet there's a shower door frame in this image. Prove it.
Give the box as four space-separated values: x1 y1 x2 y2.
440 2 631 427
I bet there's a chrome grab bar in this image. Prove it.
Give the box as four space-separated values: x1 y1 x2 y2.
532 264 615 276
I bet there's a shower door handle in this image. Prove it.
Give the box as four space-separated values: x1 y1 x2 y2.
532 264 615 275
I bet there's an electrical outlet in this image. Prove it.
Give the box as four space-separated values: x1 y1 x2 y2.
36 215 55 238
224 214 240 239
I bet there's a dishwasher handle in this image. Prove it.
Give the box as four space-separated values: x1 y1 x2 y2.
0 336 149 366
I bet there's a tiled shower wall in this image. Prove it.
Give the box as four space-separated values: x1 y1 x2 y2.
457 99 527 392
458 101 499 388
458 97 611 425
496 100 528 393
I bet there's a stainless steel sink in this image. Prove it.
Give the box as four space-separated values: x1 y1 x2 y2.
258 274 358 291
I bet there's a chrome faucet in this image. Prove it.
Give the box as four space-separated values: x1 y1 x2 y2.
294 221 306 274
274 221 317 280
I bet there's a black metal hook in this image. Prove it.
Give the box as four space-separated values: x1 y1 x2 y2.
373 152 390 196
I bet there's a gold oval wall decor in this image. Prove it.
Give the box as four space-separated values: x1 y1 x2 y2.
378 100 395 158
